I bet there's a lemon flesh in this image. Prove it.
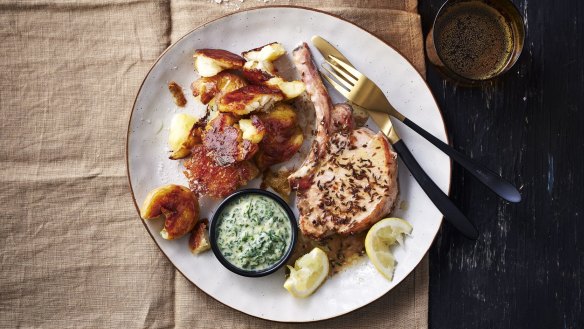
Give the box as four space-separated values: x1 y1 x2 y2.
365 218 413 281
283 247 329 298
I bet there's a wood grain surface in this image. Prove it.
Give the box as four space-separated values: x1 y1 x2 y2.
418 0 584 328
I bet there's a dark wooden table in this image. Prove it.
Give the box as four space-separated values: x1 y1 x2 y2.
417 1 583 328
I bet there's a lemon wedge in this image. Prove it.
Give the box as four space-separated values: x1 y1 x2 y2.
365 218 413 281
283 248 329 298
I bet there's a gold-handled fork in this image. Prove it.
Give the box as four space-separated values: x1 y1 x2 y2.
313 36 521 204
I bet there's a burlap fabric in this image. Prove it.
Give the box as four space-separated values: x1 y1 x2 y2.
0 1 428 327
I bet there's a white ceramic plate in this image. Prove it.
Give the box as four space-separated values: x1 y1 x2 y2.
127 6 449 322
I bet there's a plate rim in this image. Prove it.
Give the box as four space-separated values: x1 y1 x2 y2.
126 5 450 323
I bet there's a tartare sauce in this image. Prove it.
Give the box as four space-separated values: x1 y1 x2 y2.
216 194 292 271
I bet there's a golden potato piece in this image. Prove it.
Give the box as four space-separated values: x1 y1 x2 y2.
242 42 286 61
256 127 303 170
203 113 261 166
168 113 204 160
258 102 297 129
242 60 276 85
141 185 200 240
239 115 266 144
266 77 306 100
242 61 304 100
191 72 247 105
193 49 245 77
168 113 196 152
256 103 304 170
218 85 284 116
189 219 211 254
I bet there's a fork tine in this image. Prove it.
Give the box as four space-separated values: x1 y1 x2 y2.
323 61 357 86
320 70 351 99
321 65 354 90
329 55 363 79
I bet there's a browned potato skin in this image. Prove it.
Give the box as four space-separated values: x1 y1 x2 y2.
141 185 200 240
169 123 204 160
168 81 187 107
189 218 211 254
218 85 284 116
203 113 260 166
194 49 245 69
256 128 303 170
241 42 280 59
255 103 304 170
191 72 247 105
249 115 266 141
242 67 275 85
184 145 260 198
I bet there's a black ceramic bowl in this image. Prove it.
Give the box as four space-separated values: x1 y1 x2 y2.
209 189 298 277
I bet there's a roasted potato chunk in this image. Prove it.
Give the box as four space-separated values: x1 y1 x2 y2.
266 77 306 100
141 185 200 240
239 115 266 144
191 72 247 105
242 60 276 85
189 219 211 254
256 103 304 170
241 58 304 100
259 102 297 129
194 49 245 77
184 145 260 198
242 42 286 61
218 85 284 116
203 113 262 166
256 127 303 170
168 113 203 160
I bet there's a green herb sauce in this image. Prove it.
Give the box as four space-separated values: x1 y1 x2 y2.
216 194 292 271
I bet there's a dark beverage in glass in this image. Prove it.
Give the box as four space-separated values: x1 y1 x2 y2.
426 0 524 84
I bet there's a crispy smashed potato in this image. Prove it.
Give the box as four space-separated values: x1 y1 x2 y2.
266 77 306 100
256 103 304 170
242 42 286 62
141 185 200 240
240 44 304 100
194 49 245 77
184 145 260 198
218 85 284 116
189 219 211 254
242 60 276 85
191 72 247 105
203 113 264 166
239 115 266 144
259 102 297 129
168 114 203 160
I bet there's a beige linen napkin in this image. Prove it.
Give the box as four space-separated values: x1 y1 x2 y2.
0 1 427 328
